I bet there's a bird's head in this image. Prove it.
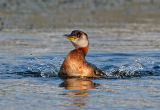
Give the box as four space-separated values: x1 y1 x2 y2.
64 30 89 48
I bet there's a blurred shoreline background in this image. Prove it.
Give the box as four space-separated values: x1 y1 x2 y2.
0 0 160 31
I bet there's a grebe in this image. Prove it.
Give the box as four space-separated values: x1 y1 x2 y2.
58 30 107 78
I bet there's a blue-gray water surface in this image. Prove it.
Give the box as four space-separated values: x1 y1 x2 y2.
0 29 160 110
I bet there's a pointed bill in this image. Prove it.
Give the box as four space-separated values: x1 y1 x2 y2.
64 34 77 41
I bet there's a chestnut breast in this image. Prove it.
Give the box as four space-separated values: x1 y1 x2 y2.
60 47 95 77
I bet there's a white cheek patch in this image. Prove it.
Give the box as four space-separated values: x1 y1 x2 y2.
72 37 88 48
77 38 88 47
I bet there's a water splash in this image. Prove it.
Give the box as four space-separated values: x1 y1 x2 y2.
0 55 64 78
26 56 63 77
106 56 155 78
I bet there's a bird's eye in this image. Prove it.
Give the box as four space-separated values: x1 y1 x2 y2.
77 33 81 38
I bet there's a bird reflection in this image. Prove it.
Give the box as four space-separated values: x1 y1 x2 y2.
59 78 99 107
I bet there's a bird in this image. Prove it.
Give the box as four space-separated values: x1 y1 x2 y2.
58 30 107 78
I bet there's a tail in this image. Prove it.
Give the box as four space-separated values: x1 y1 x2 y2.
94 67 107 78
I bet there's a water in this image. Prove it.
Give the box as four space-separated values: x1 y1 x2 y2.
1 52 160 110
0 30 160 110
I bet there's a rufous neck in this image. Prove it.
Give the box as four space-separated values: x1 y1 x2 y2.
77 45 88 56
